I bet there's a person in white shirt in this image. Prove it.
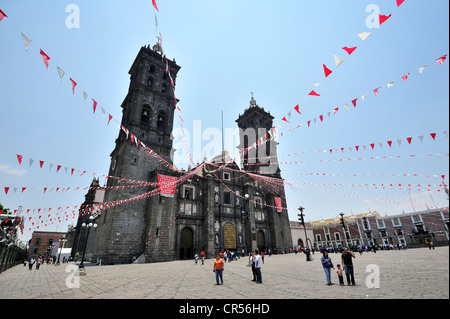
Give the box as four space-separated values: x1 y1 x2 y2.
253 249 263 284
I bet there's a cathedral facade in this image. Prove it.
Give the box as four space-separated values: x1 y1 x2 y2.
86 44 293 264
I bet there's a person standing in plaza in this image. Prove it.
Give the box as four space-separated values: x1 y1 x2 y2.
341 247 356 286
250 251 257 282
321 251 334 285
213 254 224 285
200 250 205 265
28 257 35 270
253 249 263 284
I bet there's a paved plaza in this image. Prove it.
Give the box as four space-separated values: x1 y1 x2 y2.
0 247 448 299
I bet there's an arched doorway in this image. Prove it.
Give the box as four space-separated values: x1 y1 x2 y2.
257 230 266 252
297 238 304 247
180 227 193 260
223 224 237 250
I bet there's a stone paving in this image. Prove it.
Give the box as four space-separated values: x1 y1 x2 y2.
0 247 448 299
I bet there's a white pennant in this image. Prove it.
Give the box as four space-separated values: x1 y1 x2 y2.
333 54 344 67
21 32 32 51
418 65 427 74
357 32 372 41
418 135 424 142
57 66 65 81
83 90 88 101
387 81 394 88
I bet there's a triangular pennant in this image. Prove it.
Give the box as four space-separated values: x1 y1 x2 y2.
323 64 332 78
418 65 427 74
373 87 381 96
39 49 50 69
407 137 412 144
402 73 410 81
351 98 357 107
294 104 301 114
355 146 359 151
57 66 65 80
342 47 357 55
333 107 339 114
92 99 98 113
387 141 392 147
397 139 402 146
333 54 344 67
430 133 436 140
319 115 324 122
379 14 391 25
21 32 32 51
29 158 34 167
357 32 372 41
108 114 113 126
396 0 405 7
16 154 23 165
342 104 349 111
83 91 88 101
418 135 424 142
282 117 289 123
39 160 44 168
308 90 320 96
0 9 8 21
370 143 375 149
436 54 448 65
387 81 394 88
152 0 159 12
4 187 9 195
70 78 77 94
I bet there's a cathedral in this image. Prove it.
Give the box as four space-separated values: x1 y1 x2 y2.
80 43 293 264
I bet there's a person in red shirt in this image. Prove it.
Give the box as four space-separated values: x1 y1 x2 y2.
200 251 206 265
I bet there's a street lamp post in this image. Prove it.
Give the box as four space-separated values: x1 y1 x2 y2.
298 205 311 261
339 212 349 248
56 235 67 265
79 216 97 274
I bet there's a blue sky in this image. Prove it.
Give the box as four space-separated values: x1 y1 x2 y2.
0 0 448 242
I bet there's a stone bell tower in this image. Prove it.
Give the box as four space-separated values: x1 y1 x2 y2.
92 43 182 264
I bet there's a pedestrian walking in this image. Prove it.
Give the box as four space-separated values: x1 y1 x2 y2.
341 247 356 286
213 254 224 285
35 258 41 270
261 251 265 264
321 251 334 285
194 253 199 265
200 251 205 265
28 258 35 270
336 264 344 285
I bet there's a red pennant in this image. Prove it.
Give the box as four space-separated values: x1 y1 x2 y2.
333 108 339 114
152 0 159 12
57 165 62 172
92 99 98 113
387 141 392 147
407 137 412 144
307 120 311 127
323 64 332 78
282 117 289 123
294 104 301 114
352 98 357 107
342 47 357 55
355 146 359 151
340 148 344 152
71 168 75 175
16 154 23 165
40 49 50 69
0 9 8 21
373 87 381 96
396 0 405 7
308 90 320 96
70 78 77 94
39 160 44 168
442 175 446 180
108 114 113 125
430 133 436 140
4 187 9 195
436 54 448 65
319 115 324 122
402 73 410 81
44 188 47 194
21 187 26 193
379 14 391 25
370 143 375 149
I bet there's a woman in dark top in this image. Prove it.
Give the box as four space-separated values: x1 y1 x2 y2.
321 251 334 285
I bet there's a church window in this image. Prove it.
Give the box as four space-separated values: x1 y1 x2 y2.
224 191 231 205
161 83 168 93
141 105 151 125
157 112 167 132
243 135 249 164
149 65 156 74
223 172 230 180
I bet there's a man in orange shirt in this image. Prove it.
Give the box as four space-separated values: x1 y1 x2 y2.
213 254 224 285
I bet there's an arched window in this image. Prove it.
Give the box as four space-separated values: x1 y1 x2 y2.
149 65 156 74
157 111 167 132
244 135 249 164
161 82 168 93
141 105 151 125
265 132 271 156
